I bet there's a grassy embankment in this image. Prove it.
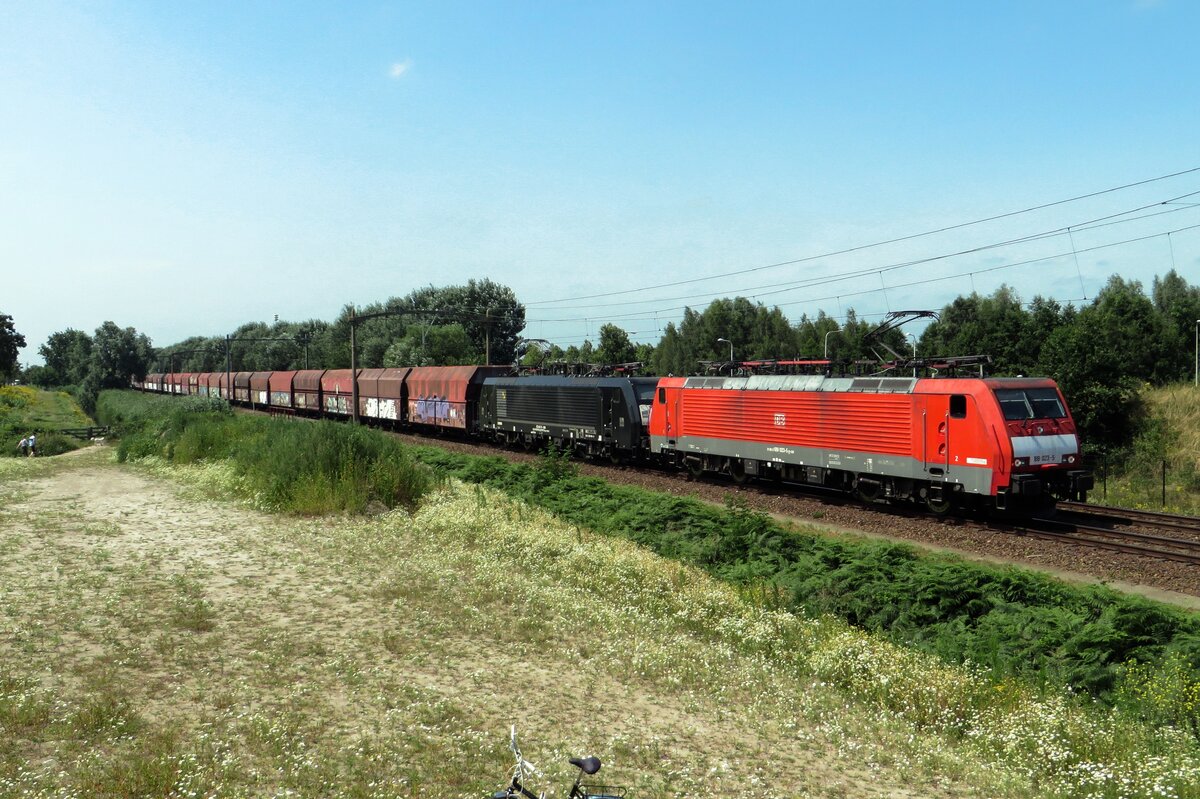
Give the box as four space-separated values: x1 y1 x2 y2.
3 388 1180 796
0 385 91 457
96 389 1200 707
1091 383 1200 514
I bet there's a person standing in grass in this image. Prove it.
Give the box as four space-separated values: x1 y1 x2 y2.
27 433 35 457
17 435 28 456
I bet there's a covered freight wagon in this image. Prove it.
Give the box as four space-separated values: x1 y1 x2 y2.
357 367 410 422
321 369 357 416
405 366 509 431
233 372 253 403
293 370 325 413
250 372 272 407
268 371 297 410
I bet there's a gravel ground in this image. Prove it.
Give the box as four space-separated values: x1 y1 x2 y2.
397 432 1200 608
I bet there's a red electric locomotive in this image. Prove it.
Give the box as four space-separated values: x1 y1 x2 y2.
647 373 1093 513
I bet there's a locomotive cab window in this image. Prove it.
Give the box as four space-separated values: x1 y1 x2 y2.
950 394 967 418
658 388 666 404
995 388 1066 421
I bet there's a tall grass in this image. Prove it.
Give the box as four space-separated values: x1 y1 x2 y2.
96 390 432 514
1092 383 1200 513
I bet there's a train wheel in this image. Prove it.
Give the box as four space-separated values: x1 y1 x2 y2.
855 479 882 504
686 459 705 479
729 459 750 485
925 492 954 516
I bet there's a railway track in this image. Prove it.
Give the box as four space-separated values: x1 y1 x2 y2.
473 436 1200 567
1007 518 1200 566
1056 501 1200 535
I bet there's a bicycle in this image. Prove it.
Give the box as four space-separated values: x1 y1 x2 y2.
489 726 627 799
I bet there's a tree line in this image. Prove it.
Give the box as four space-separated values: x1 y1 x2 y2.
7 269 1199 450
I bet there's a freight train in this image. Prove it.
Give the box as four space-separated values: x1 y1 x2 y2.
134 362 1094 514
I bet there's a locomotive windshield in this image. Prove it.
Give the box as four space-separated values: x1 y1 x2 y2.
995 387 1066 420
633 381 657 404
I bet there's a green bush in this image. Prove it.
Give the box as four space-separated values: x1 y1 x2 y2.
97 390 431 514
29 431 81 457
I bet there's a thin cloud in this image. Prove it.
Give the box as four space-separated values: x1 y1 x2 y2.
389 60 412 79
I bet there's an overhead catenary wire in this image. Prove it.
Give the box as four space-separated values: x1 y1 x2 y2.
355 171 1200 345
528 218 1200 323
523 166 1200 306
527 192 1200 314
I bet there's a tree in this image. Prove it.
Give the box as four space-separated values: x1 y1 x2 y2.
78 322 153 412
383 324 473 366
650 318 693 376
1038 276 1170 445
21 365 57 387
0 313 26 383
311 280 526 368
596 323 636 365
920 286 1040 374
444 278 526 364
1151 269 1200 382
39 329 93 386
795 311 843 359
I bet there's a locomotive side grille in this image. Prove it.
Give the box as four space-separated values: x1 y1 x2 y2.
681 390 913 455
500 386 600 427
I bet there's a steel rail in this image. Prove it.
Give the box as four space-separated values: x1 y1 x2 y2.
1006 521 1200 566
1057 502 1200 534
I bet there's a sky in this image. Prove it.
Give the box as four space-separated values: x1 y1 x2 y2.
3 0 1199 365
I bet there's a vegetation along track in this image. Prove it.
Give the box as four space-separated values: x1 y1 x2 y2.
232 406 1200 601
387 429 1200 603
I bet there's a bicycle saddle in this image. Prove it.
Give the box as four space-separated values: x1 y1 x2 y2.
569 756 601 775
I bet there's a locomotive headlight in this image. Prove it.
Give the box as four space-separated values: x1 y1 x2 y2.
1013 457 1029 468
1066 454 1077 464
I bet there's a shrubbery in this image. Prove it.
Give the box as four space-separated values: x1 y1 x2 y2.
96 391 432 514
